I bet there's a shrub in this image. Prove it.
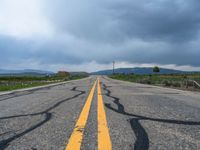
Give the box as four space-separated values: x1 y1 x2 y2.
172 81 181 87
162 80 171 86
56 71 70 77
153 66 160 73
183 80 194 87
139 78 152 84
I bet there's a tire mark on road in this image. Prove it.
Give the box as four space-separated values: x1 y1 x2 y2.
0 87 85 149
102 83 200 150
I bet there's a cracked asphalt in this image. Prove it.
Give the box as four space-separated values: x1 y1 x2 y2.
0 76 200 150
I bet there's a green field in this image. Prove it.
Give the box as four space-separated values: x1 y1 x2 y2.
110 74 200 90
0 74 88 91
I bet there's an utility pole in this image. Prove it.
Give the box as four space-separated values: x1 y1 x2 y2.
113 61 115 74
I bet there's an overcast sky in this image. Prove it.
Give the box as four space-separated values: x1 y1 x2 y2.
0 0 200 72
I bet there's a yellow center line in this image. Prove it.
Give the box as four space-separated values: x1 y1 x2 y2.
65 80 97 150
97 78 112 150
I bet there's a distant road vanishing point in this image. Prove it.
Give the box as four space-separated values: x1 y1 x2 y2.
0 76 200 150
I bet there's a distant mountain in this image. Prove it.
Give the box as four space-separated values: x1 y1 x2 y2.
70 72 89 76
0 69 54 76
91 67 196 75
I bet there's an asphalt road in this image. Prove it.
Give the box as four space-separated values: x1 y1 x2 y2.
0 76 200 150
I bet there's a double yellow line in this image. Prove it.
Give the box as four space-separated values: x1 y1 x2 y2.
66 78 112 150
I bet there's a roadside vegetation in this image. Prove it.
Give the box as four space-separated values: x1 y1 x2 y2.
110 73 200 91
0 72 88 91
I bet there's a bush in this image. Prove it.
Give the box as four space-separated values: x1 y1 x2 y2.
139 78 152 84
162 80 171 86
183 80 194 87
153 66 160 73
172 81 181 87
187 81 194 87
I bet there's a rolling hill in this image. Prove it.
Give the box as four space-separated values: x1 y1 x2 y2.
91 67 196 75
0 69 54 76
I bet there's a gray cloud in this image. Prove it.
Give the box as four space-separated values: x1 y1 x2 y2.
48 0 200 42
1 0 200 71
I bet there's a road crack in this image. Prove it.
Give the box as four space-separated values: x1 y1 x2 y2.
0 86 85 149
102 83 200 150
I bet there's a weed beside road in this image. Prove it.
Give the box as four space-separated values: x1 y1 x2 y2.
0 75 88 91
110 74 200 91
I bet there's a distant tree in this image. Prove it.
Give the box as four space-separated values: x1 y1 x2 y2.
153 66 160 73
56 71 70 77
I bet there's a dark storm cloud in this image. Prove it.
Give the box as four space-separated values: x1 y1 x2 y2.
0 36 29 63
107 0 200 42
0 36 82 66
1 0 200 70
44 0 200 66
48 0 200 42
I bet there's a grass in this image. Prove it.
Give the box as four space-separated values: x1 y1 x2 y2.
109 74 200 90
0 74 88 91
0 82 52 91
